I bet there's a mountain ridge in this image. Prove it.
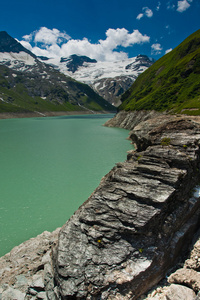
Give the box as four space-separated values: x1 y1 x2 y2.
0 31 36 57
60 54 97 73
39 53 154 106
0 31 115 115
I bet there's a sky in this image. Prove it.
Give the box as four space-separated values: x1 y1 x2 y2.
0 0 199 62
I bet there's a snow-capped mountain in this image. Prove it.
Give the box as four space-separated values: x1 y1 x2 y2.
0 31 115 114
40 54 155 106
0 31 154 108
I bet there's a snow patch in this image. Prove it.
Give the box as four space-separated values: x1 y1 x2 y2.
0 97 9 103
43 56 149 84
0 52 36 66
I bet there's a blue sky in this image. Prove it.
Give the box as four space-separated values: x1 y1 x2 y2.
0 0 199 61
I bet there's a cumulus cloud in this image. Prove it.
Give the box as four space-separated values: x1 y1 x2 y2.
136 7 153 20
20 27 150 62
22 34 33 42
165 48 173 54
177 0 192 12
151 43 163 55
34 27 70 44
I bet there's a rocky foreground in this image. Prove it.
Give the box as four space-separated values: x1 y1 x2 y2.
1 111 200 299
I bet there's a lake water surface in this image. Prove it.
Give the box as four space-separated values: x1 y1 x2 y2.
0 114 133 257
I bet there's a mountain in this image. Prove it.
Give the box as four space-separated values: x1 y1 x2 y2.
0 31 115 115
60 55 97 73
119 29 200 115
0 31 36 57
40 54 154 106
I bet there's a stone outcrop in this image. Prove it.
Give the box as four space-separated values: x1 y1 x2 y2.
53 112 200 299
104 110 163 130
1 111 200 299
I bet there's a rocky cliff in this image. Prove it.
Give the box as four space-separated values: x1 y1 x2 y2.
1 111 200 299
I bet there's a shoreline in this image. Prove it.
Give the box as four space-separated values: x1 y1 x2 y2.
0 110 116 120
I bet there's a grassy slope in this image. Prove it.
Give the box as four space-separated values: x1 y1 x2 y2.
0 65 115 114
120 29 200 115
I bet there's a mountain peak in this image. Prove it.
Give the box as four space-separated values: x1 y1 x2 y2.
60 54 97 73
125 54 154 71
0 31 36 58
136 54 155 62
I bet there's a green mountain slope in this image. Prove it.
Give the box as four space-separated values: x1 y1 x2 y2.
120 29 200 115
0 64 115 114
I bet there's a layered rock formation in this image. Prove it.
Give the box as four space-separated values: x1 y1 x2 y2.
1 111 200 299
53 113 200 299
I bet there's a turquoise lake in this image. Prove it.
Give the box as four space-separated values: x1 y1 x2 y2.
0 114 133 257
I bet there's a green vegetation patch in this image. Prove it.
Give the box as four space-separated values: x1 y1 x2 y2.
161 137 171 146
0 64 115 114
120 29 200 115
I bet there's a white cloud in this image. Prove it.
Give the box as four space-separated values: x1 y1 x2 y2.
165 25 173 35
136 7 153 20
177 0 192 12
22 33 33 42
136 13 144 20
156 2 161 11
165 48 173 54
144 7 153 18
33 27 70 45
151 43 163 55
20 27 150 62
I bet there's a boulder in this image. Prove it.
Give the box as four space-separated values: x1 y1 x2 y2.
0 229 59 298
1 287 25 300
165 284 196 300
168 268 200 292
